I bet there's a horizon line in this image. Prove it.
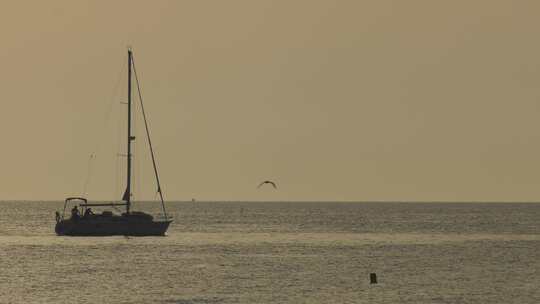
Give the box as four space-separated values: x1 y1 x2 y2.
1 199 539 204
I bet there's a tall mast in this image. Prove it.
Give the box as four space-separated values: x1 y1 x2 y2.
122 48 133 213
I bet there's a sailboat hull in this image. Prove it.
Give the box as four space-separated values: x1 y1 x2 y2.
55 215 172 236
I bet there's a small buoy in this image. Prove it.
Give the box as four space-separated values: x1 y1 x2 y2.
370 273 377 284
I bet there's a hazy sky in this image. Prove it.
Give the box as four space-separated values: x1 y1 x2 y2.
2 1 540 201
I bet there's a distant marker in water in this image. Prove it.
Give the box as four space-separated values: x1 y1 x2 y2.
370 273 377 284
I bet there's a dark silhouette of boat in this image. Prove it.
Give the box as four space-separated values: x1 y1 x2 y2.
55 49 172 236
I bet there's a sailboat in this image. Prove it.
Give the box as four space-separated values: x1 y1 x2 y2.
55 49 172 236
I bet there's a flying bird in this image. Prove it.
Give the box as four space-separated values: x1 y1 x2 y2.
258 180 277 189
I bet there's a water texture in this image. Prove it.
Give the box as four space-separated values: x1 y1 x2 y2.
0 201 538 303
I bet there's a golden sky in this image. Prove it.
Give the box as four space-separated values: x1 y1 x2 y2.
2 0 540 201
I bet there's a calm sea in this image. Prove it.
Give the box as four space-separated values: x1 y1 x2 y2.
0 201 538 303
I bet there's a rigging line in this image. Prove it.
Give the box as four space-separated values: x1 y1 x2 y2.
133 89 142 202
82 57 128 197
115 96 122 200
131 55 168 219
81 154 94 196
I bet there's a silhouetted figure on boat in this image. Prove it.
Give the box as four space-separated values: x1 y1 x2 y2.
71 206 80 220
84 208 94 218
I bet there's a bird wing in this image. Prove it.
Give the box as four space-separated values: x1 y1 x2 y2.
257 180 277 189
